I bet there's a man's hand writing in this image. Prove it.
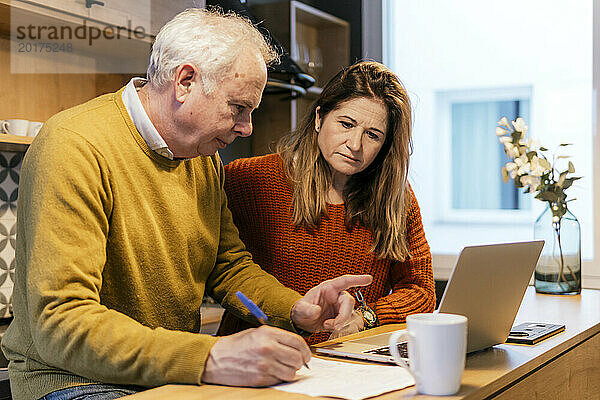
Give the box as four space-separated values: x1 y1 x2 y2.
201 326 311 387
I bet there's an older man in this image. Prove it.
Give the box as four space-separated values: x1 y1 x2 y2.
1 9 371 400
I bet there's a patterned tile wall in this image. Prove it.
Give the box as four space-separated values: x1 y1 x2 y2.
0 152 22 319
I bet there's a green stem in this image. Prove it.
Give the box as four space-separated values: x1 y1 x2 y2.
565 264 578 284
554 223 568 290
553 212 580 290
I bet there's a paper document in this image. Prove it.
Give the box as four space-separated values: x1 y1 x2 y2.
271 357 415 400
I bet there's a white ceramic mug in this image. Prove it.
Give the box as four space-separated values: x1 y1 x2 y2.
0 119 30 136
27 121 44 137
389 313 467 396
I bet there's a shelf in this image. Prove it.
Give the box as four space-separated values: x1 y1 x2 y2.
249 2 350 156
291 0 349 88
0 134 33 152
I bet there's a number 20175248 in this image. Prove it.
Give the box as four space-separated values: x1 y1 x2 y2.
17 42 73 53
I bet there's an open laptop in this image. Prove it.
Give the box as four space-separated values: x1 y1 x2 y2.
316 240 544 363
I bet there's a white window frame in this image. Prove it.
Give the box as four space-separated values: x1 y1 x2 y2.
591 0 600 289
436 86 534 225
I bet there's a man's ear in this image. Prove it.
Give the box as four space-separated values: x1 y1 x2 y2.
174 64 198 103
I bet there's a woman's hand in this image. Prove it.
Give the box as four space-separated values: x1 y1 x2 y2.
290 274 373 333
328 309 364 340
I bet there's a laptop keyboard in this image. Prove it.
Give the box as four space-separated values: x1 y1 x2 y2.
364 342 408 358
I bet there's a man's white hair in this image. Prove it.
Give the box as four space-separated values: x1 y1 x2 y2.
147 8 279 93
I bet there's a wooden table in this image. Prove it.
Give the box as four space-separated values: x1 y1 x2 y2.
126 287 600 399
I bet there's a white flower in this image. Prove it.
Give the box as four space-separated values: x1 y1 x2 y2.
514 154 531 175
496 127 509 136
530 156 548 177
505 162 518 179
497 117 511 129
514 154 528 167
505 162 519 179
518 133 531 146
539 157 552 171
512 117 529 133
505 143 520 158
521 175 541 190
494 116 579 207
517 163 531 175
504 142 515 154
528 138 540 150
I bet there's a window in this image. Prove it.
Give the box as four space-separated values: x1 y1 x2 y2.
384 0 594 270
452 99 530 210
436 88 532 224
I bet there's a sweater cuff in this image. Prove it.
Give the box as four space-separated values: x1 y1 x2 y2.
266 290 302 332
229 286 301 332
194 335 220 385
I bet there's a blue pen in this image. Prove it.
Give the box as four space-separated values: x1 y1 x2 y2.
236 291 269 324
236 291 310 369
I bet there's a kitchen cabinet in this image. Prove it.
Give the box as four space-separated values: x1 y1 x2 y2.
249 1 350 156
0 134 33 153
0 0 203 151
87 0 146 34
26 0 89 20
88 0 199 37
4 0 199 36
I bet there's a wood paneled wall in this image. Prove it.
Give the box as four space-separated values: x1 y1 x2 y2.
0 36 133 122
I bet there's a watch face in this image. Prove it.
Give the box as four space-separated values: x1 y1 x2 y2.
360 307 378 328
364 311 377 324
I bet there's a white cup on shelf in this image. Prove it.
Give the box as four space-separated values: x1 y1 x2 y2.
0 119 30 136
389 313 468 396
27 121 44 137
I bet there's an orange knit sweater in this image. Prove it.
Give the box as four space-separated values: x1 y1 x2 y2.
217 154 436 344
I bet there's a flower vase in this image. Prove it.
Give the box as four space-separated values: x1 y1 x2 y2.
533 203 581 295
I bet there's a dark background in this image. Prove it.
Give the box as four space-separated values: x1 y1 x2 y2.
207 0 363 64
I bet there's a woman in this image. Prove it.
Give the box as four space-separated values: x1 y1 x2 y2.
217 61 435 344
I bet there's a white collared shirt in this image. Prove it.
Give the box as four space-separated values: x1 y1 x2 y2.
121 77 175 160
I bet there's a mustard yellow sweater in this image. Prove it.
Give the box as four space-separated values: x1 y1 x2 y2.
1 87 301 400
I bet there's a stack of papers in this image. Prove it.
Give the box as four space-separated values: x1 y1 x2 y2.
272 357 415 400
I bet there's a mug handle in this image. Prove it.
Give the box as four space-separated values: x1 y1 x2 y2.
389 329 419 380
0 120 8 134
